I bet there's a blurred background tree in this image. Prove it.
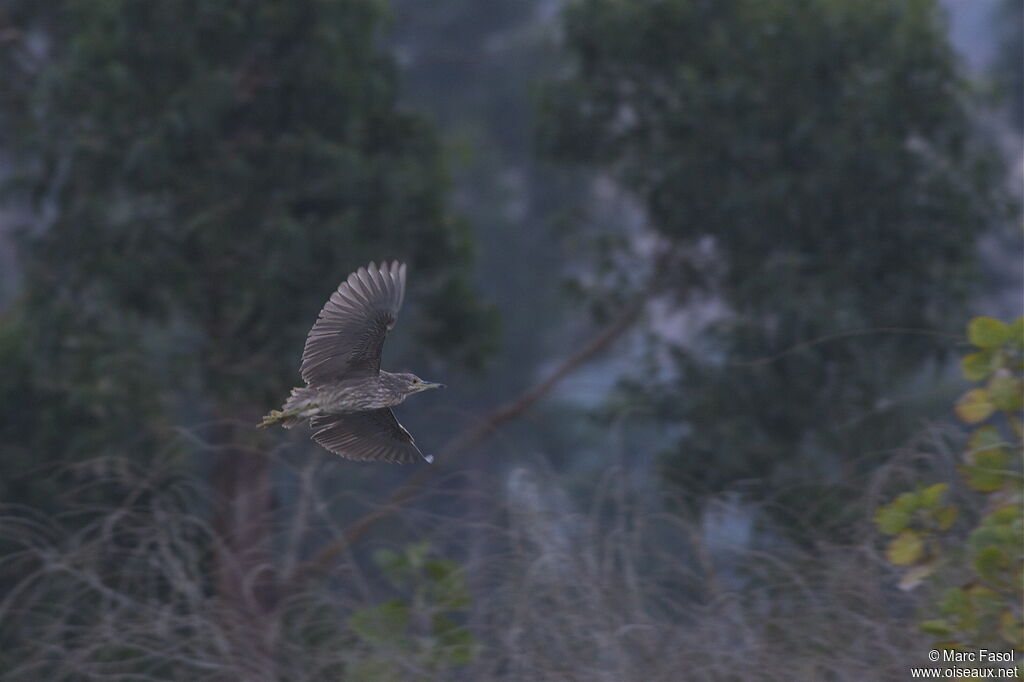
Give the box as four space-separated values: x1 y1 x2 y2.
0 0 496 666
387 0 587 441
539 0 1010 518
0 0 1020 678
0 0 496 501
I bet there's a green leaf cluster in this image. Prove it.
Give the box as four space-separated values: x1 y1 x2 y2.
956 318 1024 422
346 541 477 681
874 483 956 589
875 316 1024 656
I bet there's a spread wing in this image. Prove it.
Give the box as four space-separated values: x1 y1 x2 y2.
309 409 431 463
301 261 406 385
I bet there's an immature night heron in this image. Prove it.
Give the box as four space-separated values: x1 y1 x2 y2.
259 261 443 463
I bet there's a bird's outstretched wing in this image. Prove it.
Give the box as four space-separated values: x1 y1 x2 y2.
310 409 431 463
301 261 406 384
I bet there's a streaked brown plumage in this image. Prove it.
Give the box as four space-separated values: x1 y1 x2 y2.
258 261 442 463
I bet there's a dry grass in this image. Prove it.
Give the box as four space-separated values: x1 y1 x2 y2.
0 433 949 681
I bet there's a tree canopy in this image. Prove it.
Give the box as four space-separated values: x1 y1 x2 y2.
540 0 1007 498
0 0 496 501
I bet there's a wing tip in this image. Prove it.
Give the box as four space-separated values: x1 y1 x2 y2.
423 453 435 464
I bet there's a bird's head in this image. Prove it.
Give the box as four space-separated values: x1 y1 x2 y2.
398 373 445 396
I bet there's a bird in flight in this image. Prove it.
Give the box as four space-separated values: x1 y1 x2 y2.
259 261 443 463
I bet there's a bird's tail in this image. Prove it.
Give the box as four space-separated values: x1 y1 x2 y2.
258 388 311 429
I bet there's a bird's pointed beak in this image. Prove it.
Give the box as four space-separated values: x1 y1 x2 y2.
422 381 445 390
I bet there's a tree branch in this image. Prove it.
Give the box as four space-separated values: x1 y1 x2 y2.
284 277 655 593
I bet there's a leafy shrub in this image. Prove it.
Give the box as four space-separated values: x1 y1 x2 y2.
875 316 1023 657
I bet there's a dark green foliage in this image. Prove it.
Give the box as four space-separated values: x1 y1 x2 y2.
540 0 1006 497
0 0 496 495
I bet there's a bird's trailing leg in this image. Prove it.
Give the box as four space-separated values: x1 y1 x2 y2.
257 405 317 429
257 411 287 429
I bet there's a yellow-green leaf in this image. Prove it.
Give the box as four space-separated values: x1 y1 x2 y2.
961 350 996 382
963 426 1008 466
919 619 954 636
919 483 948 509
936 506 958 530
1008 317 1024 349
955 389 995 424
899 562 935 591
940 587 968 616
965 584 1001 613
986 504 1020 525
963 448 1009 492
893 490 920 513
874 503 911 535
987 370 1023 411
887 531 924 566
967 425 1004 455
1000 610 1023 648
974 546 1009 582
968 316 1010 349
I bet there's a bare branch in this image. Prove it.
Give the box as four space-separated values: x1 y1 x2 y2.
285 274 656 592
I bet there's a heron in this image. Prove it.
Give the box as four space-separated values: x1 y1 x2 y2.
259 261 442 463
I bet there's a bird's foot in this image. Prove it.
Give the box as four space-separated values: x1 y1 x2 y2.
257 410 284 429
